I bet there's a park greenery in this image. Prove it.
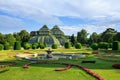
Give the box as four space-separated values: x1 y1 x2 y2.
0 25 120 80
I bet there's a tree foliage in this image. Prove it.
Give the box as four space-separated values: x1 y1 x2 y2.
77 29 88 44
70 34 76 46
0 44 4 50
5 34 16 46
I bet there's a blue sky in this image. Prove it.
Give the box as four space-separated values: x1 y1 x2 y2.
0 0 120 35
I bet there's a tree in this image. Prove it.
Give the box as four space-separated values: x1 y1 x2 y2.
5 34 16 46
100 28 117 42
114 32 120 41
52 44 58 49
19 30 30 43
77 29 88 44
0 33 6 44
14 41 21 50
88 32 98 45
13 32 21 41
75 43 82 49
39 43 45 49
70 34 76 46
64 42 71 49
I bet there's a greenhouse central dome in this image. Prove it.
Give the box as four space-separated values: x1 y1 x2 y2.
29 25 68 46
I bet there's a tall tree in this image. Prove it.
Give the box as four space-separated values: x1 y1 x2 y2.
70 34 76 46
5 34 16 46
0 33 6 44
114 32 120 41
19 30 30 43
13 32 21 41
77 29 88 44
100 28 117 42
88 32 99 45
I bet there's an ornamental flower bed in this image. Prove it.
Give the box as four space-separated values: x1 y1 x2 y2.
23 64 29 69
55 64 72 71
112 64 120 69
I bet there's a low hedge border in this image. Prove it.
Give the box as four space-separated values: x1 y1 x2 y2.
23 61 104 80
0 61 17 73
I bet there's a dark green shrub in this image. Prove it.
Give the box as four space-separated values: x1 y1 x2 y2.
39 43 45 49
91 43 98 50
0 44 4 50
98 42 109 50
4 43 10 50
64 42 71 49
108 43 112 48
14 41 21 50
32 43 39 49
75 43 82 49
112 41 120 50
52 44 58 49
23 42 31 50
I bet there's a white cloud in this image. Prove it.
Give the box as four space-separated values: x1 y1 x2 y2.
60 24 116 35
0 0 120 34
0 15 26 33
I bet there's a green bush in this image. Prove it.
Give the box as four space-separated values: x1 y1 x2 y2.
32 43 39 49
4 43 10 50
23 42 31 50
91 43 98 50
98 42 109 50
112 41 120 50
64 42 71 49
0 44 4 50
52 44 58 49
75 43 82 49
14 41 21 50
39 43 45 49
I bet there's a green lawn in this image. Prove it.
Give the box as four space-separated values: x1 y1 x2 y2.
0 49 120 80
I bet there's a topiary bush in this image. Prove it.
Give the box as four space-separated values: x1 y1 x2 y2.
32 43 39 49
91 43 98 50
64 42 71 49
98 42 109 50
23 42 31 50
14 41 21 50
52 44 58 49
112 41 120 50
75 43 82 49
4 43 10 50
0 44 4 50
39 43 45 49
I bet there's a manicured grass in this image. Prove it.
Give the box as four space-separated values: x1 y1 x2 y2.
0 49 120 80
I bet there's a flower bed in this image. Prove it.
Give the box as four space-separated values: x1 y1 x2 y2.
55 64 72 71
112 64 120 69
0 65 9 73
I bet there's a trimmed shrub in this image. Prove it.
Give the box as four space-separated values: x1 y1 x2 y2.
39 43 45 49
64 42 71 49
98 42 109 50
0 44 4 50
32 43 39 49
4 43 10 50
52 44 58 49
75 43 82 49
112 41 120 50
91 43 98 50
23 42 31 50
14 41 21 50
